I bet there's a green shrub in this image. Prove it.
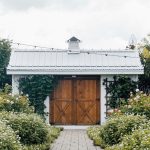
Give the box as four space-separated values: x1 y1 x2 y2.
121 91 150 119
87 126 105 147
0 92 34 113
0 111 49 145
87 126 101 140
100 115 147 147
106 128 150 150
48 126 61 142
24 126 61 150
0 120 23 150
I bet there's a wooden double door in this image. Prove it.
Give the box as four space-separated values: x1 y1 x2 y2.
50 76 100 125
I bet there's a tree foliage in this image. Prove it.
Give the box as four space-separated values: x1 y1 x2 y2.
138 35 150 93
0 39 11 89
19 75 58 115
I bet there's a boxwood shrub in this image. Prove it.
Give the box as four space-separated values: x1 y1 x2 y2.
0 120 23 150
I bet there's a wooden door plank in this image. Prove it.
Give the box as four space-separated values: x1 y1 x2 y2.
75 79 100 125
50 80 73 125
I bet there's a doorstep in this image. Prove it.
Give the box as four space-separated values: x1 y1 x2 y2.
53 125 91 129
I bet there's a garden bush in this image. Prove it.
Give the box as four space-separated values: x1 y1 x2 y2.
0 92 34 113
0 111 49 145
100 115 147 147
106 127 150 150
0 120 23 150
121 91 150 119
0 87 61 149
87 126 105 147
87 115 148 148
24 126 61 150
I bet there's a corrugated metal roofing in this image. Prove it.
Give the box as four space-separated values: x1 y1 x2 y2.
7 49 144 75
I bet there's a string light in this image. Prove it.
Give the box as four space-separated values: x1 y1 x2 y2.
11 42 53 50
11 41 140 59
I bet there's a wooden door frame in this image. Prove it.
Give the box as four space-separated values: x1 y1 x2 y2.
49 75 101 125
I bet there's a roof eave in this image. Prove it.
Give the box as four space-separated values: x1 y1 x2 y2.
7 69 144 75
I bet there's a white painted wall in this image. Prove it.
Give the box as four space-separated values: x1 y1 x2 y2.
129 75 138 82
12 75 20 95
44 96 50 124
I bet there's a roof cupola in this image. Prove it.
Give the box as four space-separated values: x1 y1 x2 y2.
67 36 81 50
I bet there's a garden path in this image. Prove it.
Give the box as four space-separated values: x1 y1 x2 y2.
50 129 102 150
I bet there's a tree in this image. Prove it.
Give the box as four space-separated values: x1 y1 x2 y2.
0 39 12 89
138 34 150 93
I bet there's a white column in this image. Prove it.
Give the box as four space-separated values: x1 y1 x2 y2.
44 96 50 124
12 75 20 95
100 75 114 124
100 75 106 124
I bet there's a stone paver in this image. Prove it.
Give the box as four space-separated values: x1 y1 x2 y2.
50 130 102 150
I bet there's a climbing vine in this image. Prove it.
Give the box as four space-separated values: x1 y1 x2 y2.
19 75 58 116
105 75 137 108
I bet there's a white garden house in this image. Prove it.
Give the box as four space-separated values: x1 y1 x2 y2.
7 37 143 125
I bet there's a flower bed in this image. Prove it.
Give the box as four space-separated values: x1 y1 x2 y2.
87 91 150 149
0 91 61 150
106 127 150 150
0 120 23 150
87 115 148 149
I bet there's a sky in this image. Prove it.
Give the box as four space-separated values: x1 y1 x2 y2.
0 0 150 49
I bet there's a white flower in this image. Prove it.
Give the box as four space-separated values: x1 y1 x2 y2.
6 100 10 103
128 105 132 108
136 89 139 92
136 95 140 99
108 109 114 113
10 101 14 104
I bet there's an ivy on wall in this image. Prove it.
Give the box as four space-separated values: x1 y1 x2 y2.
105 75 137 108
19 75 58 116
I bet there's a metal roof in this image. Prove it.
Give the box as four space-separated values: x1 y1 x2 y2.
7 49 144 75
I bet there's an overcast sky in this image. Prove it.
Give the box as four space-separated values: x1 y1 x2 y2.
0 0 150 49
